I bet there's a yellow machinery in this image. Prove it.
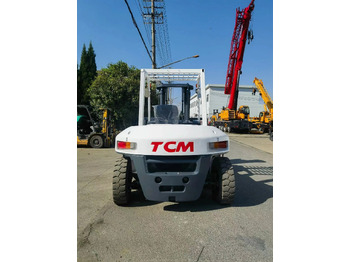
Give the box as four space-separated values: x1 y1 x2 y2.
251 77 273 133
218 105 250 121
211 105 251 133
77 105 114 148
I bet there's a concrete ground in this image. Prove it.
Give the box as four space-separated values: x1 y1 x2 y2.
77 133 273 261
228 132 273 154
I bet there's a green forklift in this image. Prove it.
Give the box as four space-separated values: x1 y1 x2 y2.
77 105 114 148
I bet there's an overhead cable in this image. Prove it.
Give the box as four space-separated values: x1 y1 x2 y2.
124 0 153 63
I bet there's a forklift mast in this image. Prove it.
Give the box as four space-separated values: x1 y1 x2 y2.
156 83 193 122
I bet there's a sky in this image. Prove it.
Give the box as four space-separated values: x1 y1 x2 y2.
77 0 273 100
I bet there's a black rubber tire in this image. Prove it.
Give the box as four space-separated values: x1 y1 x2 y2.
89 135 103 148
212 157 235 205
113 157 132 206
259 126 265 133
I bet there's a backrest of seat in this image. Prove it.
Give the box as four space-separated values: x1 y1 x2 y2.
154 105 179 124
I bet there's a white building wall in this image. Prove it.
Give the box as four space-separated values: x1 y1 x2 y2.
190 84 265 120
209 87 230 113
190 93 201 118
236 88 264 117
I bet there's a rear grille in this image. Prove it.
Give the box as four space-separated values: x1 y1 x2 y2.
146 156 199 173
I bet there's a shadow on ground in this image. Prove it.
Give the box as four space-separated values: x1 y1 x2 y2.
233 166 272 207
163 158 273 212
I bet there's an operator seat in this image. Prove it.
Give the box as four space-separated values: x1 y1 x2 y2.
154 105 179 124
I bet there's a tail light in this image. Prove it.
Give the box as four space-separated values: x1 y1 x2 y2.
209 141 228 149
117 141 136 150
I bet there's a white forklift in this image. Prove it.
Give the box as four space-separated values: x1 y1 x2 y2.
113 69 235 205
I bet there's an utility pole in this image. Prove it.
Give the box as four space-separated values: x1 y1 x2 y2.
143 0 163 69
151 0 156 68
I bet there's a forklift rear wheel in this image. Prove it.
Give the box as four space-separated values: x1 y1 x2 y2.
212 157 235 205
89 135 103 148
113 157 132 206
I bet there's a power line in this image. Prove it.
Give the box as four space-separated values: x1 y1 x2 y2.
141 0 172 68
134 0 152 48
124 0 153 63
125 0 172 68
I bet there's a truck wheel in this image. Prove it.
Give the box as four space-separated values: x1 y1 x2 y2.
212 157 235 205
89 135 103 148
113 157 132 206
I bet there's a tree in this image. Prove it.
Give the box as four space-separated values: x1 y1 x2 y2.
77 44 86 104
87 42 97 77
88 61 157 130
77 42 97 105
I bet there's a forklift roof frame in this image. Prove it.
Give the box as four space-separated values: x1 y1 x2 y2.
138 69 207 126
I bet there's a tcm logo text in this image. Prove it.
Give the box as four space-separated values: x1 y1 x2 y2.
151 141 194 152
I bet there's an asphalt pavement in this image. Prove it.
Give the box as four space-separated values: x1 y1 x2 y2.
77 133 273 262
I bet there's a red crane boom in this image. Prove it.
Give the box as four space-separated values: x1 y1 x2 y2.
225 0 255 110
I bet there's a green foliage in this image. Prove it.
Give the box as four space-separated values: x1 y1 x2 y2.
88 61 153 130
87 42 97 75
78 42 97 105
